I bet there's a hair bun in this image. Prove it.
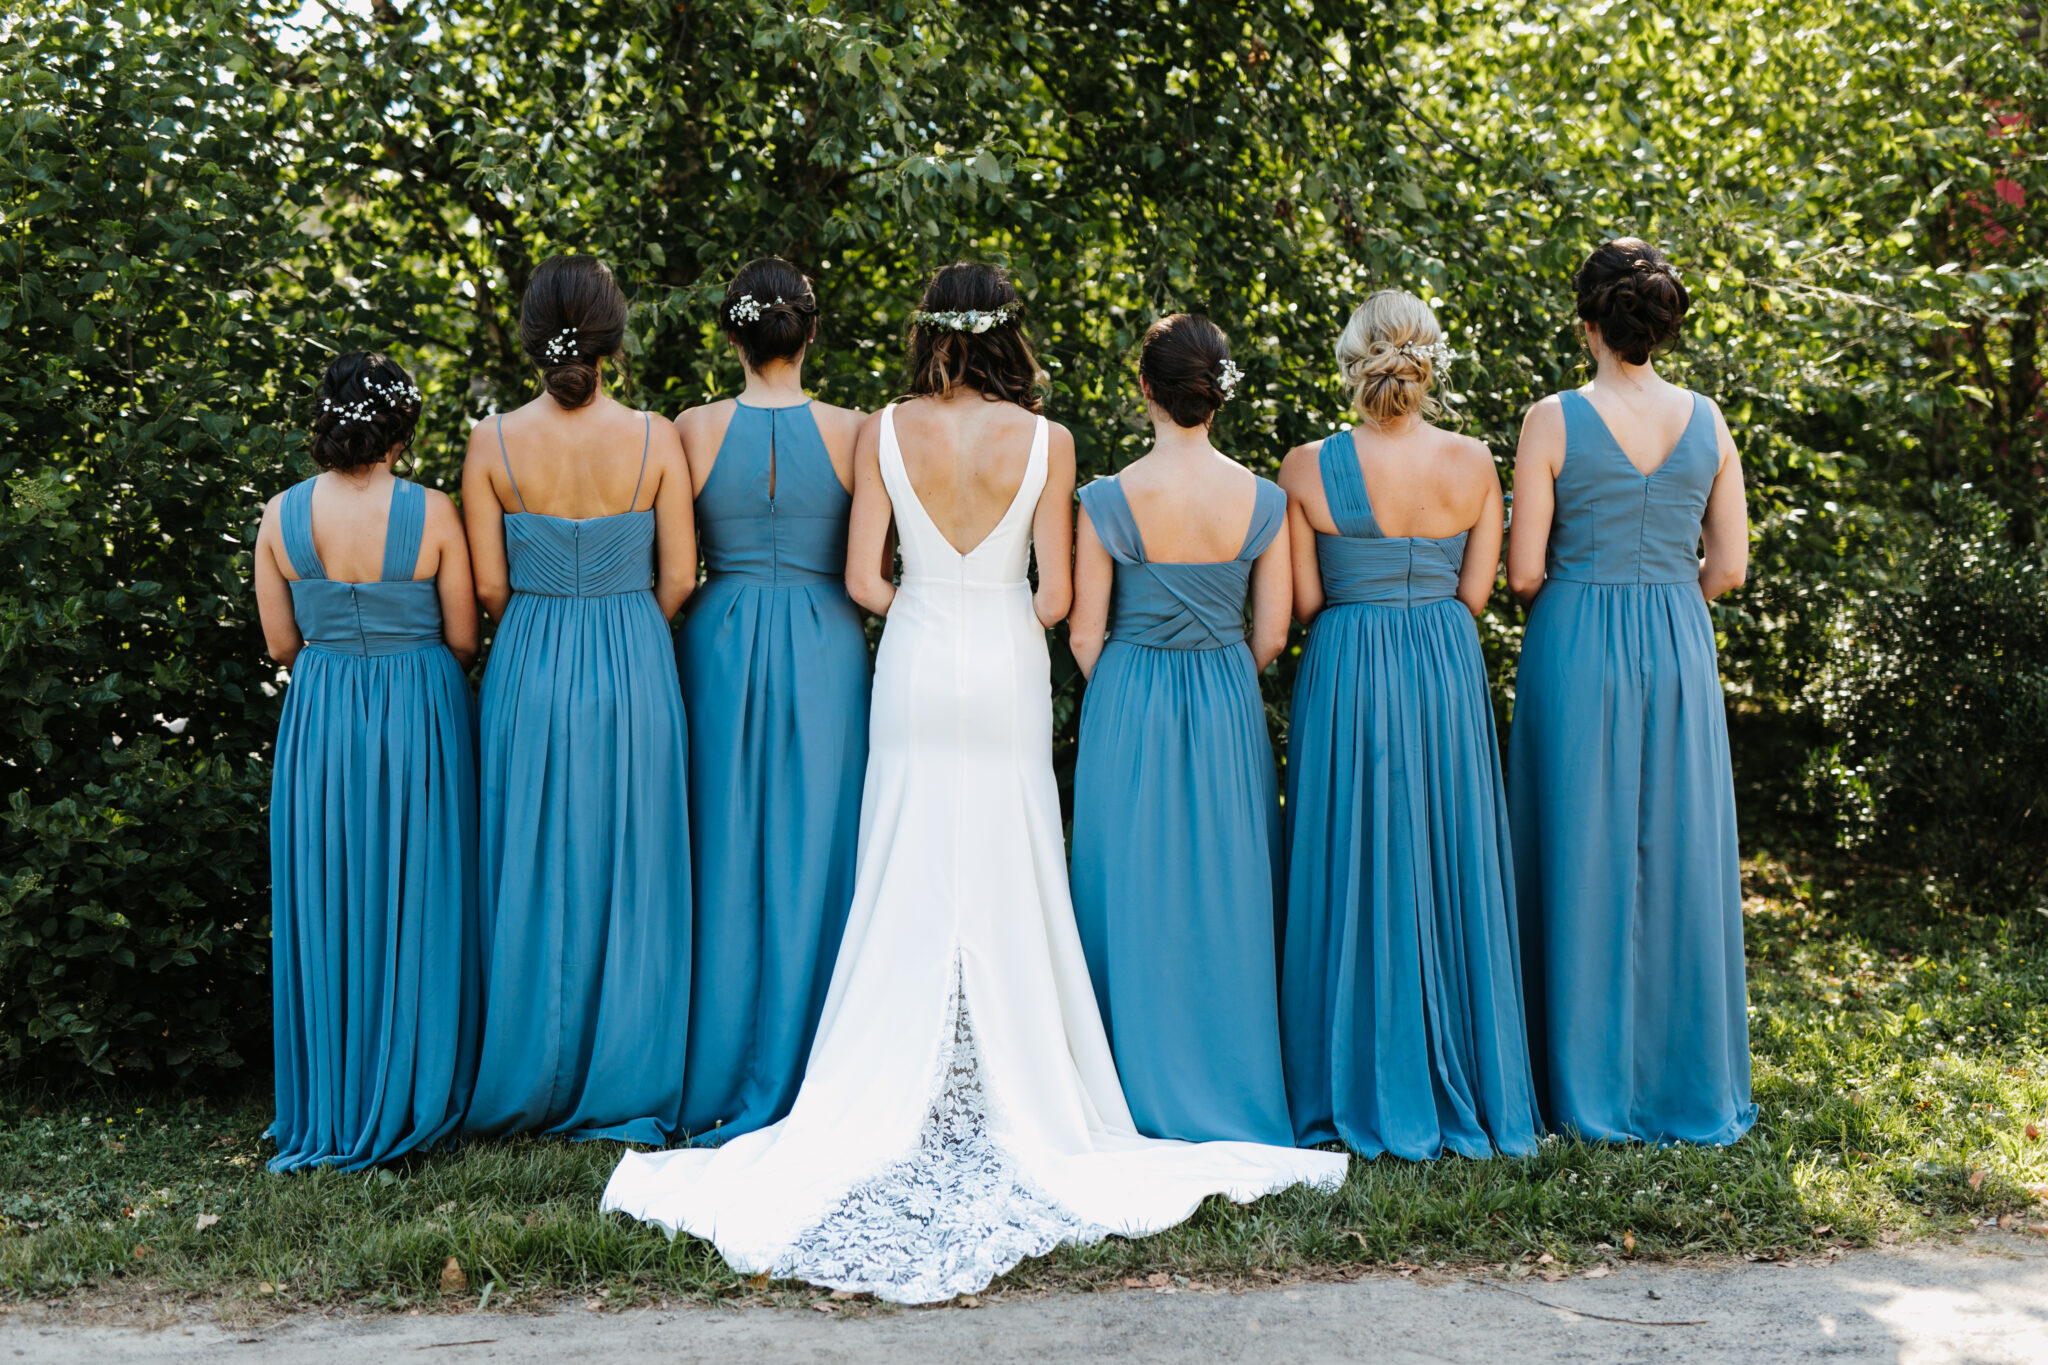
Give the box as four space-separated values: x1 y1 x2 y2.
309 352 422 472
1139 314 1234 429
1334 290 1447 427
723 258 819 370
519 255 629 408
1573 239 1689 366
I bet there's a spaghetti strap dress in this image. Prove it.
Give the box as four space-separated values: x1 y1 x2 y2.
268 476 481 1171
1069 474 1293 1146
1507 390 1754 1146
676 402 870 1142
1280 431 1540 1160
465 413 695 1144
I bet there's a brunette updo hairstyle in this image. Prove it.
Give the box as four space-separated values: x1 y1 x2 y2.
1334 289 1444 427
519 254 629 409
905 262 1046 413
722 257 818 370
1573 238 1690 366
1139 314 1232 429
309 352 422 472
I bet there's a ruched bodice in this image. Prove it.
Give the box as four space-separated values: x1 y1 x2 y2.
1546 390 1712 585
1079 475 1285 651
1314 431 1468 607
281 476 443 657
504 511 657 597
697 403 850 586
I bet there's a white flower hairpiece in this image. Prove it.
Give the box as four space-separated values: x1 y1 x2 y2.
321 373 420 426
1215 357 1243 398
542 328 579 363
362 376 421 407
913 303 1019 334
729 293 784 325
1396 338 1455 369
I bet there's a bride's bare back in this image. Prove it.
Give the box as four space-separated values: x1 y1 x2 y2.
887 395 1045 556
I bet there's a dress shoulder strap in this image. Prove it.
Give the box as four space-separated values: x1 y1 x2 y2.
380 479 427 582
1317 430 1380 539
1079 477 1145 565
278 478 326 580
626 411 651 513
1238 476 1287 560
495 415 529 513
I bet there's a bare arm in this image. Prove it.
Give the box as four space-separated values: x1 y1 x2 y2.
1457 452 1506 619
1698 401 1749 600
252 497 303 666
845 411 897 616
1506 396 1563 603
461 425 513 624
424 490 480 667
1031 422 1076 628
1247 509 1293 670
1276 442 1325 624
647 419 698 621
1068 501 1112 679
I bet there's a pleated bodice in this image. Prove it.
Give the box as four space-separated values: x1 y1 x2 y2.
496 410 658 599
281 476 443 657
1314 430 1467 608
697 402 849 587
1546 390 1712 585
1079 474 1286 650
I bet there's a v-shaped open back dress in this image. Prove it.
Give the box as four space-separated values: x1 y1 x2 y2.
1069 473 1293 1147
268 476 481 1171
1507 390 1754 1146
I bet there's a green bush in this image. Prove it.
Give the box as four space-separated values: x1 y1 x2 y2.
1806 486 2048 908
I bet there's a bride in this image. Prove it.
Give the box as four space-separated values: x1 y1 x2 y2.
602 263 1345 1304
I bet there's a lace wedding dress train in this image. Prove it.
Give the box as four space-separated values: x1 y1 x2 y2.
602 407 1347 1303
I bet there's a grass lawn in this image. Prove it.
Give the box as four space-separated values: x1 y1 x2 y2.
4 853 2045 1312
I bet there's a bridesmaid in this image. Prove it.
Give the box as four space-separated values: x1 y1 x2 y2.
671 258 870 1142
1277 289 1541 1160
461 255 698 1144
1506 239 1754 1146
1068 315 1294 1147
254 352 482 1170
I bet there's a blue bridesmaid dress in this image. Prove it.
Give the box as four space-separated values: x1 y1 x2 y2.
1069 474 1294 1147
676 402 869 1142
1507 390 1754 1146
465 414 694 1144
269 477 481 1171
1280 432 1540 1160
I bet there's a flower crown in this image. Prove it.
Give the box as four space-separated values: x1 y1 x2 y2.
1215 357 1243 399
541 328 580 364
913 302 1019 334
320 374 421 427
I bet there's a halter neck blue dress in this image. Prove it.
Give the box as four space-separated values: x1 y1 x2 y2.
268 476 481 1171
676 402 870 1143
465 413 695 1145
1069 474 1294 1147
1507 390 1754 1146
1280 431 1540 1160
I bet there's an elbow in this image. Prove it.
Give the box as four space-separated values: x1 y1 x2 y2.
267 642 298 667
1702 564 1746 601
1252 628 1289 671
1506 568 1543 603
1460 594 1487 620
846 570 890 617
1035 587 1072 629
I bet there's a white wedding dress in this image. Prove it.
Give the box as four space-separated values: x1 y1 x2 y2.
602 406 1346 1303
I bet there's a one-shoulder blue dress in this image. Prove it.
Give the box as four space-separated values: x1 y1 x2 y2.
1069 474 1294 1146
676 402 870 1143
465 414 694 1145
269 476 481 1172
1508 390 1754 1146
1280 432 1540 1160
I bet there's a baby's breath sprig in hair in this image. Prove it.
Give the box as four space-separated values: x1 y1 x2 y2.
1396 338 1456 369
542 327 580 364
728 293 779 325
1215 357 1243 399
912 302 1020 334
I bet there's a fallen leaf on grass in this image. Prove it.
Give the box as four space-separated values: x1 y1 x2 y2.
1583 1266 1612 1279
1536 1252 1554 1266
257 1282 276 1297
194 1213 220 1232
1122 1277 1145 1289
524 1212 541 1228
957 1294 981 1308
830 1289 857 1301
811 1301 837 1314
584 1300 602 1313
435 1202 457 1215
1621 1231 1636 1256
1811 1225 1833 1237
2028 1123 2042 1142
439 1257 467 1293
749 1274 769 1290
131 1244 148 1260
1968 1169 1987 1190
1145 1272 1170 1288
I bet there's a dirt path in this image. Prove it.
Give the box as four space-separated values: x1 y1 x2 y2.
7 1232 2044 1363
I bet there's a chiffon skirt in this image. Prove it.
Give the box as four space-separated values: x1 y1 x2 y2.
675 577 870 1142
268 644 481 1172
1507 580 1755 1146
1070 639 1292 1146
466 589 693 1144
1281 599 1541 1160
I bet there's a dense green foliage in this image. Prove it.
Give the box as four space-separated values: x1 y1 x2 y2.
1 0 2043 1077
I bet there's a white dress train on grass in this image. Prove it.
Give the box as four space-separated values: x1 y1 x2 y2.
602 406 1347 1304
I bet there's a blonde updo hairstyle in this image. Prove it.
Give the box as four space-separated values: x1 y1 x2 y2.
1335 289 1443 427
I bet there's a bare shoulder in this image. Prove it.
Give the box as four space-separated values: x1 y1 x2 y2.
1043 416 1075 452
810 398 866 435
1521 392 1566 434
422 486 462 524
1041 418 1075 479
1277 438 1328 494
1441 429 1498 477
674 396 736 439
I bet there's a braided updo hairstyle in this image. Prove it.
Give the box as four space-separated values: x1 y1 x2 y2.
1139 314 1233 429
722 257 818 370
905 262 1046 413
1573 238 1689 366
519 254 629 409
309 352 422 472
1334 289 1444 427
